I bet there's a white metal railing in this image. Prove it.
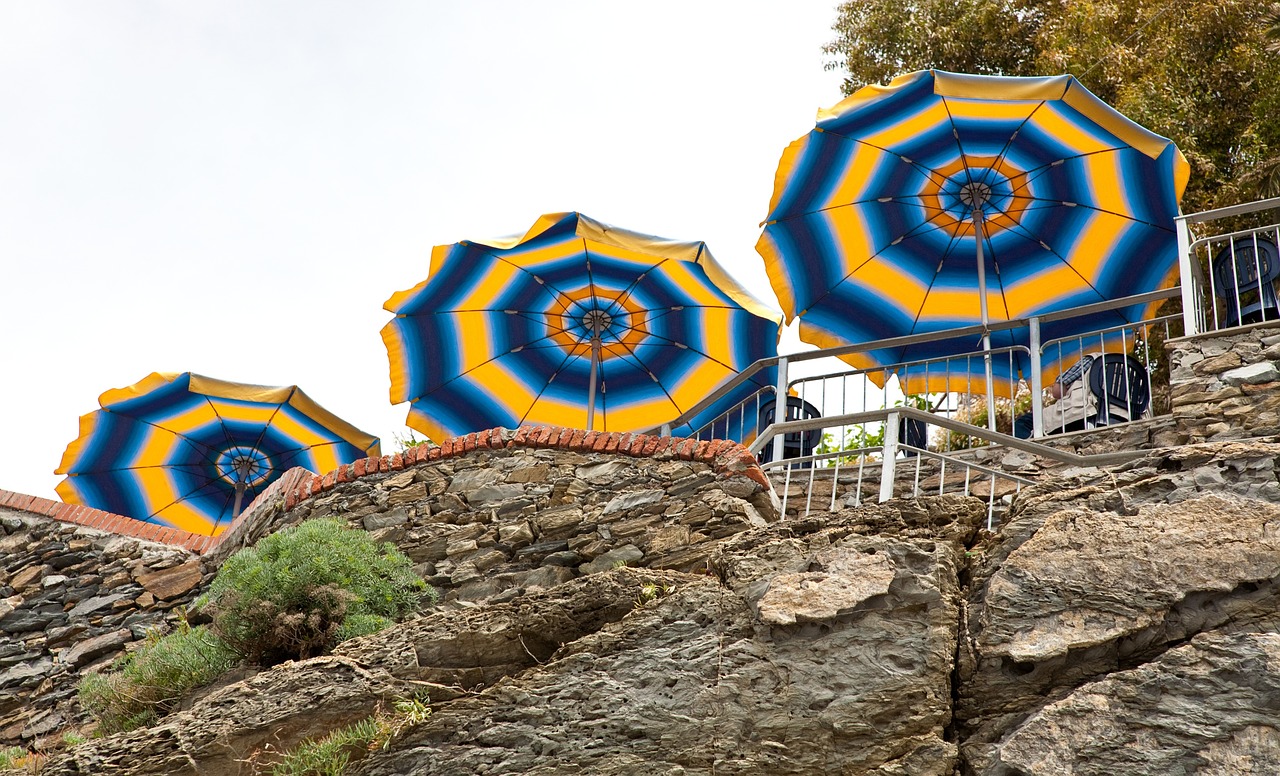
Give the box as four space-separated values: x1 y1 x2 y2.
1178 197 1280 336
662 287 1179 447
747 406 1144 528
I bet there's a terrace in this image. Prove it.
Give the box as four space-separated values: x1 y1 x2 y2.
656 196 1280 526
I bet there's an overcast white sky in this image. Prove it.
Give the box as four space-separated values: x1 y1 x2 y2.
0 2 847 499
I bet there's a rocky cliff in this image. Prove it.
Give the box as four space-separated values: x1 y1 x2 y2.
7 428 1279 775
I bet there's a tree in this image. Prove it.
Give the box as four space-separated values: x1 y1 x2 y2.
824 0 1280 210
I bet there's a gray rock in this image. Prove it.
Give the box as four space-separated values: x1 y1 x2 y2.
578 544 645 574
68 593 129 618
62 628 132 668
1222 361 1280 385
602 489 665 515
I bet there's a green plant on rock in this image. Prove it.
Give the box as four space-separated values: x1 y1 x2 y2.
0 746 34 770
76 621 238 735
200 518 432 666
270 696 431 776
634 582 675 608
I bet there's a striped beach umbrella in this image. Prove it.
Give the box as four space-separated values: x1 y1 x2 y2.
382 212 781 440
757 70 1189 397
55 373 380 536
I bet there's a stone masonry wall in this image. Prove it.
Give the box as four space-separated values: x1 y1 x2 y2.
0 511 206 747
1169 321 1280 442
0 427 772 749
214 426 779 605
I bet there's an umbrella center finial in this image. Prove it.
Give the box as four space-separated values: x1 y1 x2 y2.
959 181 992 211
582 308 613 336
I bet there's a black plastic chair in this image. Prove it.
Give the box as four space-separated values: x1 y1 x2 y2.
1212 239 1280 327
1087 354 1150 427
756 396 822 465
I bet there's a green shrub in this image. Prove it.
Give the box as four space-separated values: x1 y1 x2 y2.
77 622 238 735
201 518 431 665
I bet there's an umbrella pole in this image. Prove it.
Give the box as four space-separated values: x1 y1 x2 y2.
231 459 251 520
973 209 998 433
586 313 604 431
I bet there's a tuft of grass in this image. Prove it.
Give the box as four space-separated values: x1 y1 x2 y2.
77 621 239 735
0 746 39 772
634 582 676 608
270 697 430 776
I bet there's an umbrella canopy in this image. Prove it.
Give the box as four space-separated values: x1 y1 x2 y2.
382 212 781 440
55 372 380 536
757 70 1189 395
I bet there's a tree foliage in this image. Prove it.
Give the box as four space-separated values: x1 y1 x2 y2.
824 0 1280 210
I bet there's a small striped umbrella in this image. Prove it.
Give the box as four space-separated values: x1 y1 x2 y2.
55 373 380 536
757 70 1189 399
382 212 781 440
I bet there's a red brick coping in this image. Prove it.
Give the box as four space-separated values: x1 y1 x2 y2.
0 489 217 554
0 427 766 555
281 426 768 512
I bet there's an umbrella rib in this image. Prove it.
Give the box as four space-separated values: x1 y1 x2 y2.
795 204 967 319
512 332 594 427
403 322 592 404
593 337 686 417
461 243 595 316
893 229 975 365
605 315 768 386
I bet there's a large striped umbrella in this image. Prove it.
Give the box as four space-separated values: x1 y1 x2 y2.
55 373 380 536
757 70 1188 398
382 212 781 440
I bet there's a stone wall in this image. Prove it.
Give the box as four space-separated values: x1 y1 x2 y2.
1168 321 1280 442
213 426 778 605
0 427 772 750
0 510 206 747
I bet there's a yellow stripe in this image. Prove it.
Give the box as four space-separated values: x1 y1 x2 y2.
54 410 100 475
98 372 182 408
755 230 799 323
817 70 929 122
933 70 1070 103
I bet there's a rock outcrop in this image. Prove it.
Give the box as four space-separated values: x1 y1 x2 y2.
9 432 1280 774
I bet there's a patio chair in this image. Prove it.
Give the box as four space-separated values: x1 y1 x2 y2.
1086 354 1150 427
756 396 822 466
1212 239 1280 327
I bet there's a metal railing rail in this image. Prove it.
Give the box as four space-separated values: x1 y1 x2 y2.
1177 197 1280 337
657 287 1181 443
748 406 1145 527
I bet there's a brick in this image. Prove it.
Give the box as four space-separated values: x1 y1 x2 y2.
336 465 352 484
462 434 477 453
353 459 367 478
513 426 532 445
568 429 587 450
674 438 696 460
627 435 648 455
591 432 610 452
530 426 550 446
694 440 712 461
390 453 404 471
606 432 624 453
555 428 574 447
321 471 337 491
426 446 442 460
743 468 770 489
489 428 507 448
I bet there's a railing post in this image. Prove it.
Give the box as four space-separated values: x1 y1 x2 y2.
1176 216 1200 337
879 410 899 502
771 356 789 465
1029 317 1044 438
659 423 671 437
